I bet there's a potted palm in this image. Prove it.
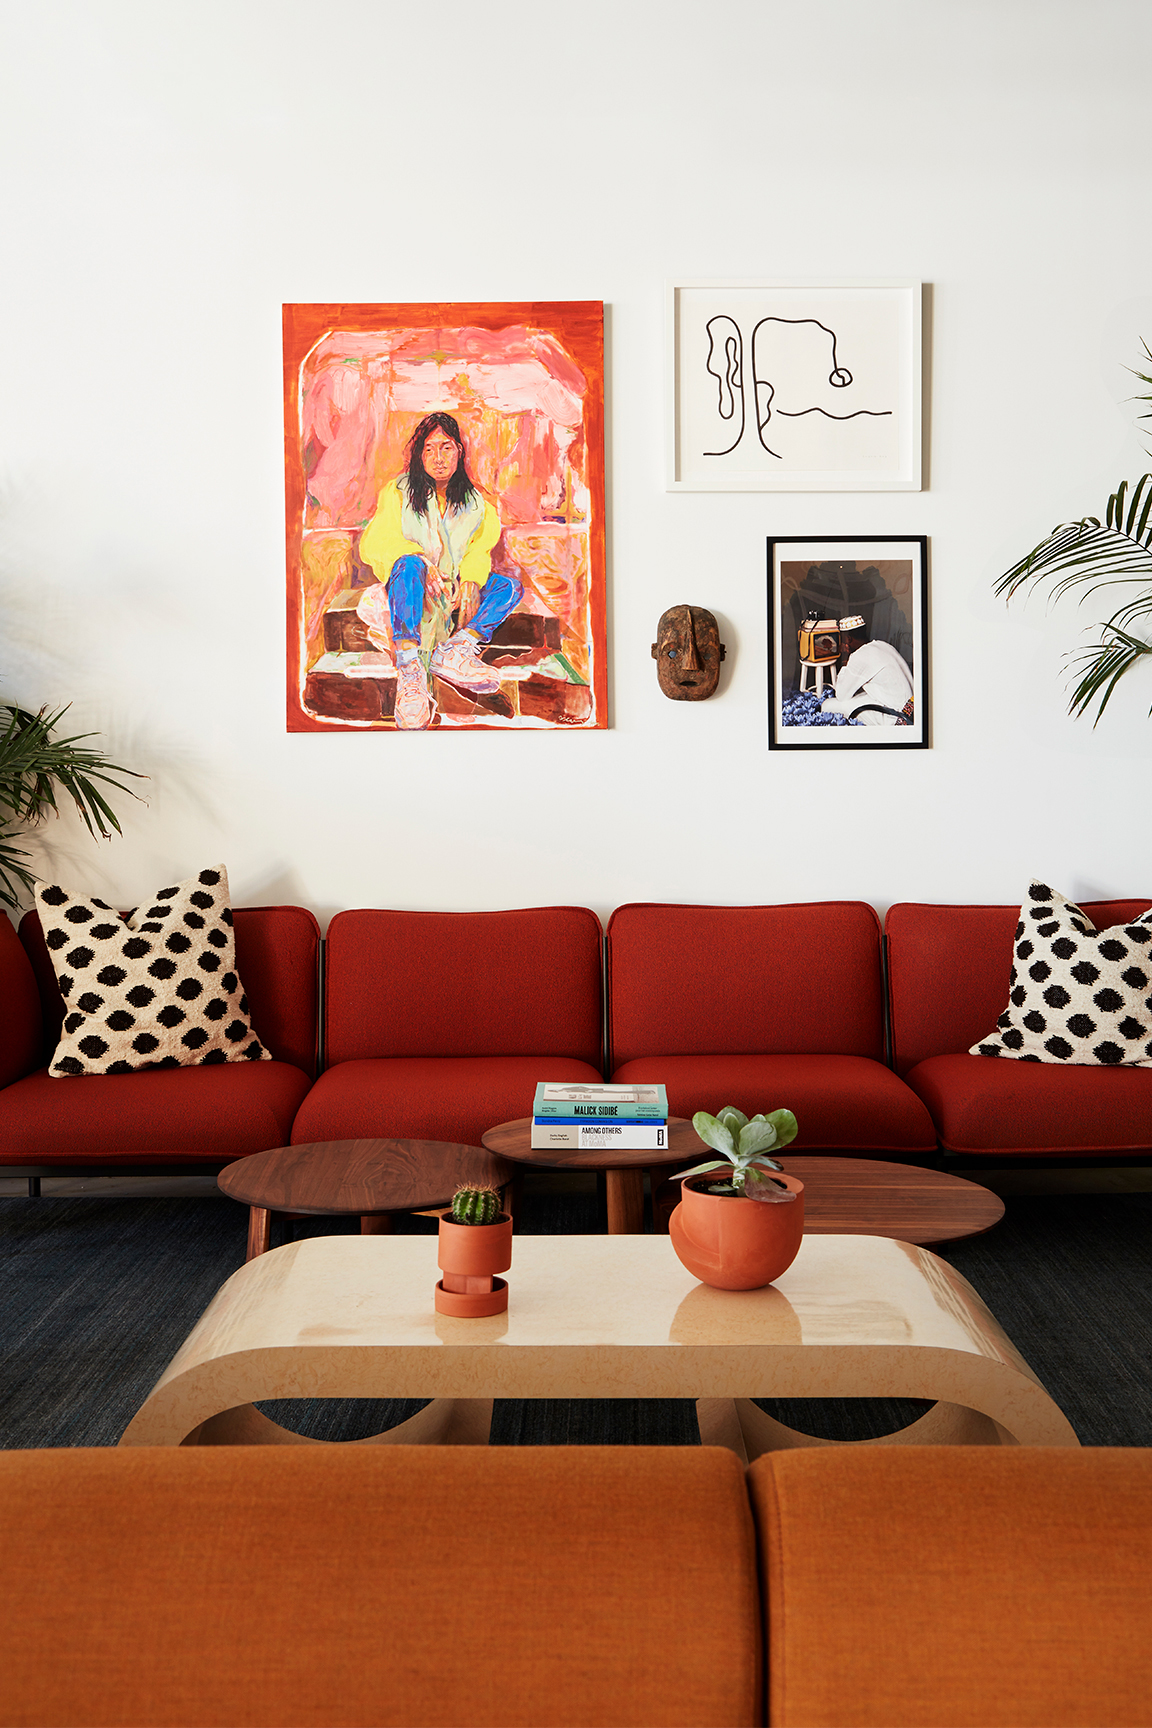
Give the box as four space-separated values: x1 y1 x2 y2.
435 1185 513 1317
994 341 1152 723
668 1106 804 1290
0 696 141 909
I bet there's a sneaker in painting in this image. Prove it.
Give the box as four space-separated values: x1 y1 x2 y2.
429 632 500 695
393 658 434 730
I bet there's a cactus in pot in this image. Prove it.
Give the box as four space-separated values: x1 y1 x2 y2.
675 1105 799 1199
436 1185 512 1317
450 1185 502 1225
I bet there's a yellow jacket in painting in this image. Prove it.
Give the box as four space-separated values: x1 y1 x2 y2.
359 478 502 590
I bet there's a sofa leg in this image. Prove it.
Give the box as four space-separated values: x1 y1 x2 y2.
27 1178 41 1199
246 1207 272 1261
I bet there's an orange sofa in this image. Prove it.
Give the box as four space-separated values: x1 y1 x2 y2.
2 1443 1149 1728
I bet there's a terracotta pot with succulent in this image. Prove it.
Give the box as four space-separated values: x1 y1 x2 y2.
668 1106 804 1290
434 1185 513 1317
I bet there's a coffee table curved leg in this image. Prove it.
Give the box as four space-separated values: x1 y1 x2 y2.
697 1381 1076 1461
133 1398 493 1448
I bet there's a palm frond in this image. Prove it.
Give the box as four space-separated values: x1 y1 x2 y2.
0 703 144 839
1065 625 1152 725
0 825 38 911
1126 337 1152 426
994 478 1152 615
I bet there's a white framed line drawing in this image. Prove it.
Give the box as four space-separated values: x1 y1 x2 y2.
666 281 923 491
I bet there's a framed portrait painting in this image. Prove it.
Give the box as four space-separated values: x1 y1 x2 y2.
284 301 606 732
667 281 922 491
767 536 929 750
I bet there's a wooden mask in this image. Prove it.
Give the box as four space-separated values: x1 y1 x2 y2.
652 604 726 700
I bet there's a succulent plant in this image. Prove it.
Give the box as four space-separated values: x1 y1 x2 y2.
450 1186 502 1225
675 1105 798 1197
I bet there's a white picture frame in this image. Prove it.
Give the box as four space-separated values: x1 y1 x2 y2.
667 281 923 491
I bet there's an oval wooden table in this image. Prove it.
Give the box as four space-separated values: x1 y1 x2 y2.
218 1138 515 1262
481 1118 1005 1245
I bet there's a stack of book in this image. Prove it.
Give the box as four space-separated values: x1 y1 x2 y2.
531 1082 669 1151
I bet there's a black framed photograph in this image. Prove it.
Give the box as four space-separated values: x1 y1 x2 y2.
767 536 928 749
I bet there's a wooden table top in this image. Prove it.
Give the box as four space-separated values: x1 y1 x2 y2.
773 1156 1004 1246
481 1120 1004 1246
218 1138 515 1218
482 1115 702 1171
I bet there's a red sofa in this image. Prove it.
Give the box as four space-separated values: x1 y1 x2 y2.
887 899 1152 1160
606 901 937 1158
0 907 320 1178
289 906 605 1150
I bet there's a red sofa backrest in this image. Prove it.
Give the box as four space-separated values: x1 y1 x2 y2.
0 916 44 1089
886 899 1152 1075
606 901 886 1067
323 906 604 1066
18 905 322 1077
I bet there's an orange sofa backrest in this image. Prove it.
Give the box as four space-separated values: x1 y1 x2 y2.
323 905 604 1066
750 1446 1152 1728
885 899 1152 1075
606 900 886 1067
18 904 322 1077
0 1444 759 1728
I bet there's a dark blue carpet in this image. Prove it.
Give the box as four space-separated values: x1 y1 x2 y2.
0 1186 1148 1448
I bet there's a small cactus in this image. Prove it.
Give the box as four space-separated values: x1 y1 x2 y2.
450 1185 501 1225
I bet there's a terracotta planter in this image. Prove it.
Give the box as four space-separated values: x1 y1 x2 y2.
668 1174 804 1290
434 1213 513 1317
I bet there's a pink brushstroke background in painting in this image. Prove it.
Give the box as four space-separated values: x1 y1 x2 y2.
298 323 592 669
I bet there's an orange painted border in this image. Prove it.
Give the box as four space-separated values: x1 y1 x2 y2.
283 301 607 733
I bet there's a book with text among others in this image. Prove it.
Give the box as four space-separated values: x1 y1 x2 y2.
533 1081 668 1120
530 1120 671 1152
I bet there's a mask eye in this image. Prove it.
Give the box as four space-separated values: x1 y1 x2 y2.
666 648 677 658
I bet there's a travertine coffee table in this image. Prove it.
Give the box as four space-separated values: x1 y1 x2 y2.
119 1233 1078 1456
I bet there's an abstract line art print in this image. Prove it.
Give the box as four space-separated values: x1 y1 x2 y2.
284 302 606 733
668 283 922 491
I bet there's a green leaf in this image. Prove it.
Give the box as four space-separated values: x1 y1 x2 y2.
746 1153 784 1173
1066 626 1152 724
737 1119 779 1159
765 1109 799 1149
717 1106 749 1137
670 1160 728 1181
692 1112 736 1160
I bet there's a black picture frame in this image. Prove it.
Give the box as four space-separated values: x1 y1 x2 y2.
767 536 929 750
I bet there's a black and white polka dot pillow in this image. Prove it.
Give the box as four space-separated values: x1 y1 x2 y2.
34 865 270 1077
972 881 1152 1067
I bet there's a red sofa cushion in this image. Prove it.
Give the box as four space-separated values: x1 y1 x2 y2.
19 903 320 1077
612 1054 937 1153
0 1061 313 1165
292 1055 603 1149
0 918 42 1090
606 902 886 1067
905 1052 1152 1157
323 907 603 1067
886 899 1152 1077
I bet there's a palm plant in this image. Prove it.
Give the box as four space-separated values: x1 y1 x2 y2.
993 342 1152 724
0 698 142 910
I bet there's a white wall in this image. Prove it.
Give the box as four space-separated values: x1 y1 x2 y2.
3 0 1151 929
